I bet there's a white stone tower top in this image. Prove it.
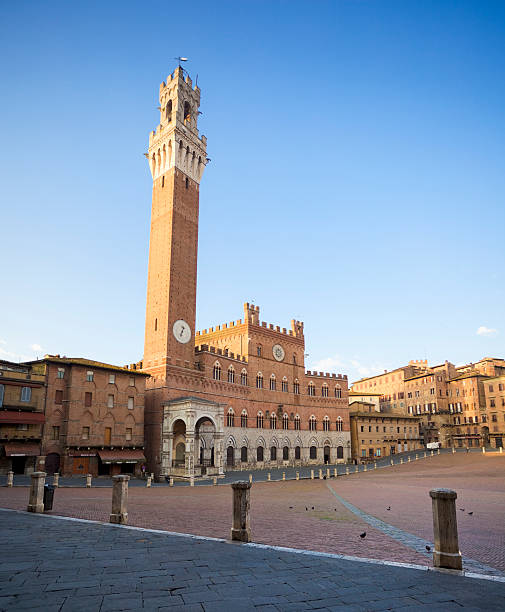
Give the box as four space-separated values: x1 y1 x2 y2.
147 66 207 184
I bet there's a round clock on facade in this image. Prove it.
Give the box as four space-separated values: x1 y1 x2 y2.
173 319 191 344
272 344 285 362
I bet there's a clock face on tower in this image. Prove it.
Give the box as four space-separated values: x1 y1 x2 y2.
173 319 191 344
272 344 285 362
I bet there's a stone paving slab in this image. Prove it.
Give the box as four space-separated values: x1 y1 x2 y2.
1 510 505 611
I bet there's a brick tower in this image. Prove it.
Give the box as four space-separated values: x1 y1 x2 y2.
143 66 207 377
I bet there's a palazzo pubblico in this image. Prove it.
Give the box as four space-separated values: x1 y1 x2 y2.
142 67 350 480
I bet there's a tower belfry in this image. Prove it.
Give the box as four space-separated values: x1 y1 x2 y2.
143 66 207 376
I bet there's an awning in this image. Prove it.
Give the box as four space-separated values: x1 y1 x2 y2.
3 443 41 457
0 411 45 424
98 449 146 464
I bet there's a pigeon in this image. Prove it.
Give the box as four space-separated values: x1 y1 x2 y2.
386 506 391 511
359 532 366 539
312 506 314 510
426 545 431 552
305 507 308 511
459 508 465 512
289 506 293 509
468 511 473 516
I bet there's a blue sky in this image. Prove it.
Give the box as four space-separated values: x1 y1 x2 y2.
1 0 504 382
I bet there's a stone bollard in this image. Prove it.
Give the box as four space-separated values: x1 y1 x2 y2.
146 476 152 488
334 467 338 477
364 464 367 472
437 448 441 455
110 475 129 525
415 454 418 460
231 482 251 542
53 473 59 487
310 469 314 480
249 473 253 484
345 466 349 475
431 450 434 457
482 447 486 454
282 472 285 481
500 447 503 454
27 472 46 513
318 469 323 479
267 473 271 481
86 474 92 488
452 447 456 454
408 456 411 462
296 472 299 480
374 463 377 470
7 471 13 487
190 476 195 487
390 459 394 466
424 452 427 458
429 488 462 570
355 465 358 473
213 476 218 485
400 458 403 464
169 477 174 487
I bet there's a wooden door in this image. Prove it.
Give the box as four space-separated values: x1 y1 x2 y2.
72 457 89 474
104 427 112 446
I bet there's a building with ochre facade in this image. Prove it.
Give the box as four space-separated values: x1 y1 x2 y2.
142 67 350 480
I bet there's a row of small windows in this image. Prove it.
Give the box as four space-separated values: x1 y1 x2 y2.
226 408 344 431
212 363 342 397
0 384 32 405
230 445 345 463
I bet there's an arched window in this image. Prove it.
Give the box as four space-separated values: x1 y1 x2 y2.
336 416 343 432
227 366 235 383
241 369 248 386
270 374 276 391
310 445 317 459
335 385 342 399
226 407 234 427
323 416 330 431
283 446 289 460
213 362 221 381
322 384 329 397
257 446 264 462
165 99 172 122
183 101 191 124
241 446 248 462
256 373 263 389
294 414 300 430
256 412 264 429
295 445 301 459
282 414 289 430
309 415 317 431
241 410 248 428
270 413 277 430
282 377 288 392
293 379 300 395
257 344 262 357
308 382 315 397
270 446 277 461
337 445 344 459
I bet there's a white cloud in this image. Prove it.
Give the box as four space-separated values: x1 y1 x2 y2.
30 343 43 352
476 326 498 337
0 339 6 345
310 354 344 372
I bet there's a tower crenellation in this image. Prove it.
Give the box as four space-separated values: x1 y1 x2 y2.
148 66 207 185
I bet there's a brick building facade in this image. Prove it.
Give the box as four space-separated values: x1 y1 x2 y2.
351 357 505 449
25 357 148 477
142 67 351 480
0 360 46 474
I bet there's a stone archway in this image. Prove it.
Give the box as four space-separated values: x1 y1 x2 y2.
161 397 225 480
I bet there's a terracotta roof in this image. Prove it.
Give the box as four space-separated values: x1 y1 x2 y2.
3 442 41 456
25 356 149 376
